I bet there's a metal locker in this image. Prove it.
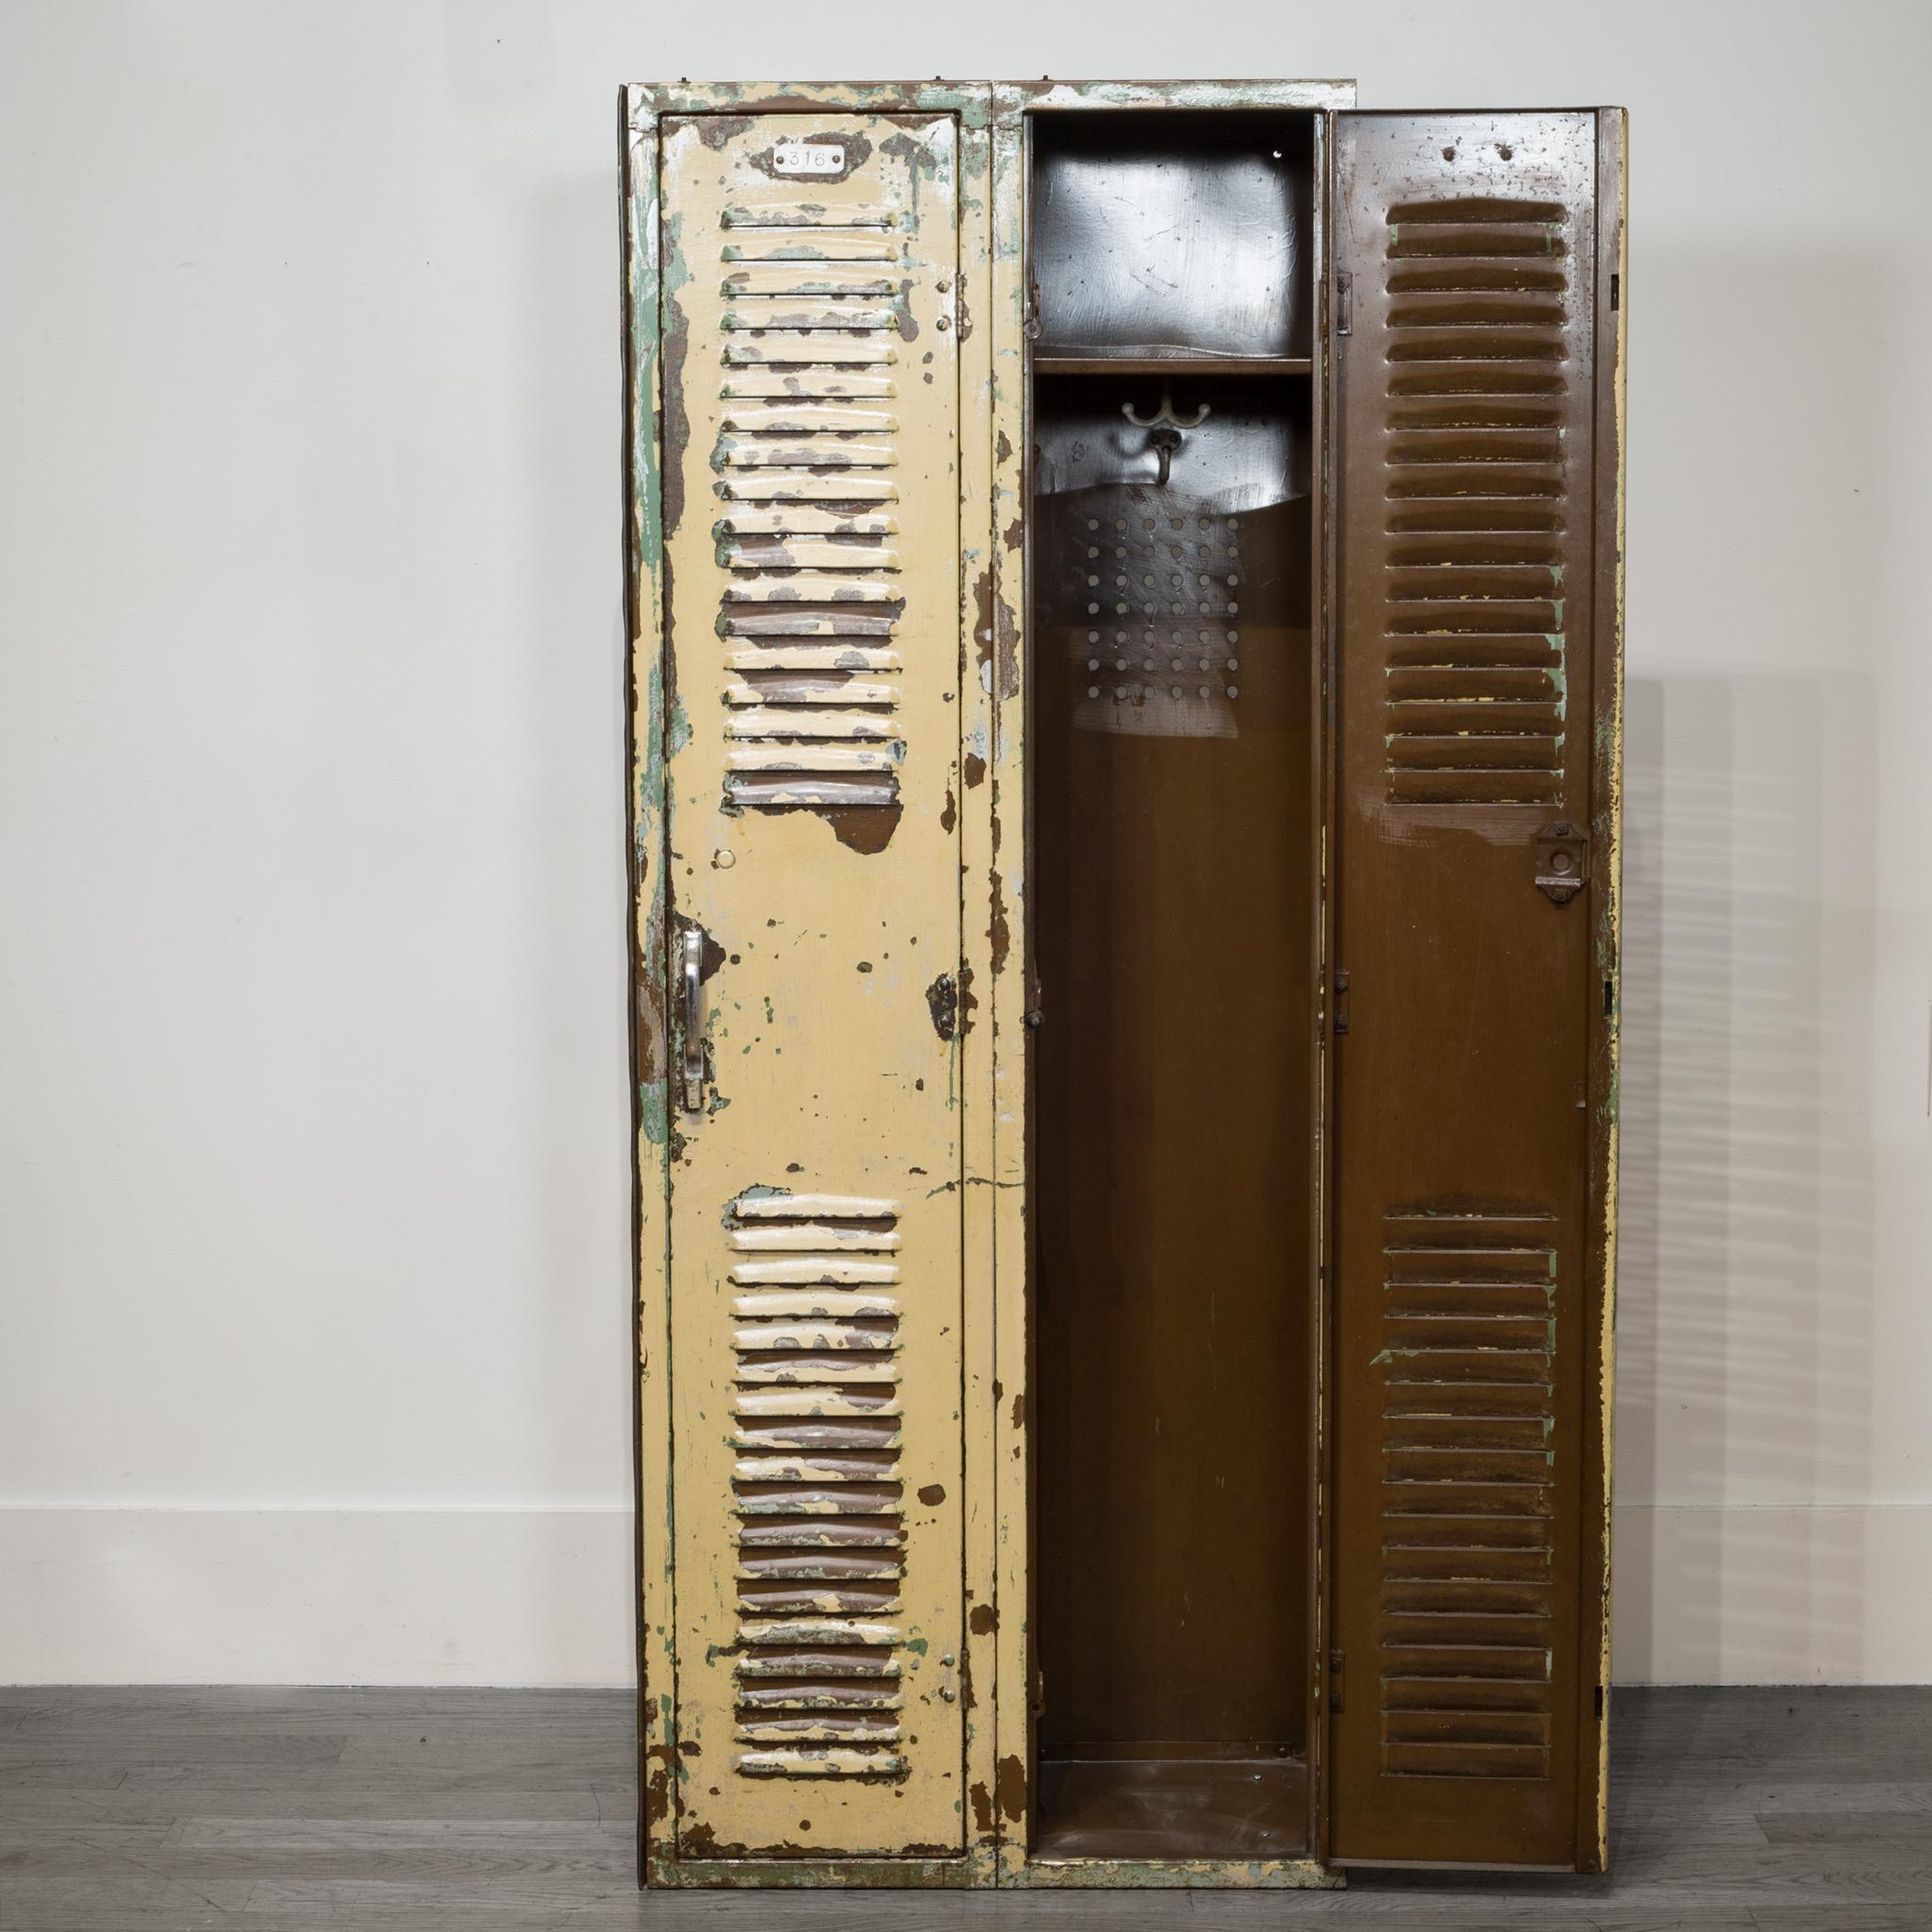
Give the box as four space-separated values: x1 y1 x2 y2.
622 77 1625 1890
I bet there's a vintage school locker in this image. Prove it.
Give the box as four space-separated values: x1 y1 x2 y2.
622 80 1625 1889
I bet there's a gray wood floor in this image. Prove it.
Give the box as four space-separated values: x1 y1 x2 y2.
3 1687 1929 1929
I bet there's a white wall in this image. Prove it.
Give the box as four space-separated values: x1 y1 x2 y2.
2 1 1927 1686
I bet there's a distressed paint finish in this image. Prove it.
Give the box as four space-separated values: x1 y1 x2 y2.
620 92 678 1881
658 104 969 1865
627 76 1618 1892
1005 1857 1339 1890
1580 105 1628 1874
949 100 1004 1885
985 81 1032 1888
1008 78 1354 113
1326 109 1611 1870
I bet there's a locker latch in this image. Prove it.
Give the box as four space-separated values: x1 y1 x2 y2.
680 928 707 1111
1534 821 1589 906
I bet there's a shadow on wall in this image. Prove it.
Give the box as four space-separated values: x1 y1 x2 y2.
1615 672 1876 1683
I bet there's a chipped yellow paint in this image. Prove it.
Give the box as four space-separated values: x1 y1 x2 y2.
653 100 972 1866
951 102 1004 1884
986 81 1031 1887
621 90 678 1877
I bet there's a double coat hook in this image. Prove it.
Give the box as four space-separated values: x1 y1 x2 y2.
1122 378 1210 487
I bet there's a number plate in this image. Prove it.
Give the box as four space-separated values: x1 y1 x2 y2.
772 142 843 176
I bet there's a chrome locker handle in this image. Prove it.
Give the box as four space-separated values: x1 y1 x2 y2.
680 928 705 1112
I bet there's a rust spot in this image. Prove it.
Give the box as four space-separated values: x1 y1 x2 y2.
971 567 995 670
969 1602 997 1636
996 1752 1028 1824
941 786 957 834
993 580 1020 701
820 801 902 854
694 113 754 150
678 916 726 984
925 974 959 1042
963 752 986 790
678 1819 722 1858
989 870 1009 974
957 961 978 1037
635 905 666 1082
1002 515 1024 551
643 1740 675 1824
1010 1391 1025 1430
970 1780 994 1834
917 1483 946 1506
995 429 1013 465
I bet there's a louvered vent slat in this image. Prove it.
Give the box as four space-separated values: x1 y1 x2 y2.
1379 192 1575 807
706 200 916 812
725 1191 910 1784
1377 1210 1557 1781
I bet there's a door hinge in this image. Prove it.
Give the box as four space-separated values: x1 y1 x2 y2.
1332 969 1350 1035
1336 270 1353 336
1031 1668 1046 1718
1610 272 1620 312
1328 1648 1345 1713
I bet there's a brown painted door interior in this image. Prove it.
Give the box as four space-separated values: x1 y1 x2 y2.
1328 110 1608 1868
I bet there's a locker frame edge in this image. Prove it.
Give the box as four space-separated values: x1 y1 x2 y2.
620 75 1621 1890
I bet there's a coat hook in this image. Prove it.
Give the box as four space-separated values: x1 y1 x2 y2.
1121 377 1210 430
1123 378 1208 485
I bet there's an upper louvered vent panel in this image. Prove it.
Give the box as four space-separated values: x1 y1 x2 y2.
725 1191 909 1781
1381 197 1573 807
713 204 912 811
1378 1210 1557 1781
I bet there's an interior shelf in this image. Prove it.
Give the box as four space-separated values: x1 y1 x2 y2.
1033 353 1312 377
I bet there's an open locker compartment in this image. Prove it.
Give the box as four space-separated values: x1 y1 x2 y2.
1024 107 1325 1867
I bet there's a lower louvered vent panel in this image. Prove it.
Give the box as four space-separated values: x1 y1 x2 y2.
713 203 910 810
1378 1210 1557 1781
726 1191 908 1781
1380 196 1574 807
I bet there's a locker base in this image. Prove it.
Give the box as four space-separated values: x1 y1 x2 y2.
1034 1752 1309 1862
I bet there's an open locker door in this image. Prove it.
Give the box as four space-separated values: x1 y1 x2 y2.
1328 109 1624 1869
653 108 970 1865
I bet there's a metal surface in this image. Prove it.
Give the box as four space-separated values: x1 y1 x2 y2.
1031 113 1314 362
625 75 1619 1891
1326 109 1620 1872
1534 820 1590 905
635 93 985 1877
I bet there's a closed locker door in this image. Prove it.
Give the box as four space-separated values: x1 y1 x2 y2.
654 108 969 1862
